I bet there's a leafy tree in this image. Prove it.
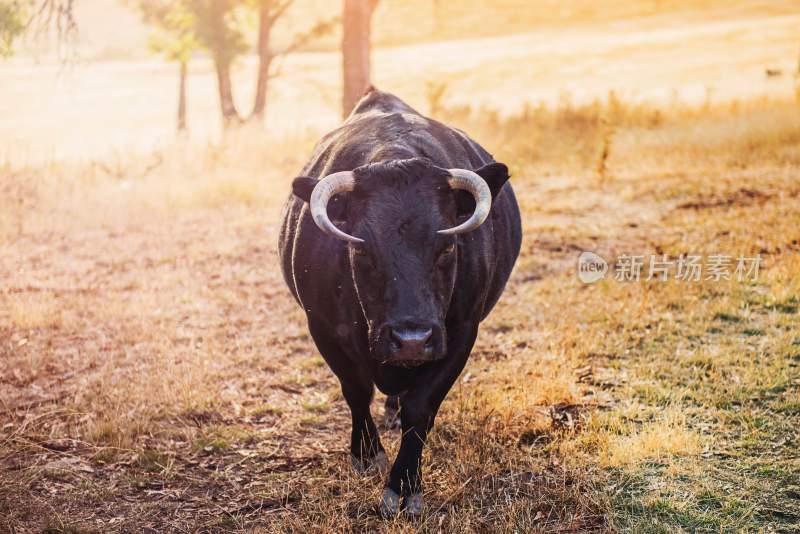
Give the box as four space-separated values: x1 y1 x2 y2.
190 0 248 124
0 1 27 57
139 0 198 130
0 0 76 58
137 0 334 128
249 0 337 121
250 0 290 121
191 0 335 125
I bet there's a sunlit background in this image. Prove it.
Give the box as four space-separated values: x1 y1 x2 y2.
1 1 799 531
1 0 798 158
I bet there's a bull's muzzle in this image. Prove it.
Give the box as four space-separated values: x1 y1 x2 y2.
380 324 444 367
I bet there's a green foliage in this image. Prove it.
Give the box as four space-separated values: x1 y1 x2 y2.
140 1 336 67
142 2 198 63
0 0 27 58
281 13 339 56
188 0 247 65
139 0 247 65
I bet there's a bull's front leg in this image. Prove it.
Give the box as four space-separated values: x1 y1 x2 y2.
379 324 478 517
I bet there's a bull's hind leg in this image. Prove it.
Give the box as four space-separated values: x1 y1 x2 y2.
383 394 401 430
341 377 388 475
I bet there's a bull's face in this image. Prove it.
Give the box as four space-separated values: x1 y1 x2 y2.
293 157 509 367
347 161 457 366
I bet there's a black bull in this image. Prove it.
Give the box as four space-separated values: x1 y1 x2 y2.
278 89 522 515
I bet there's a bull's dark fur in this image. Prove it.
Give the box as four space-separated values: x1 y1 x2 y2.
278 89 521 509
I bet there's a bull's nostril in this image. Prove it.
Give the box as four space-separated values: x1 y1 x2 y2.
422 330 434 350
388 329 403 353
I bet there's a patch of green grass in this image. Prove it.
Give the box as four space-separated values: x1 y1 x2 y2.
92 447 122 464
754 464 792 479
765 302 798 314
135 448 170 473
298 415 324 427
713 312 741 323
301 399 330 413
285 373 317 388
612 494 719 533
195 437 230 453
193 514 244 532
610 475 768 533
742 328 765 336
683 352 715 370
250 403 285 417
298 355 326 370
774 401 800 415
594 279 800 533
193 424 258 454
632 383 673 405
42 525 98 534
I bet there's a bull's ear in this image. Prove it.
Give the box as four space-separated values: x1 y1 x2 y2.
452 162 510 217
292 176 317 203
476 162 510 200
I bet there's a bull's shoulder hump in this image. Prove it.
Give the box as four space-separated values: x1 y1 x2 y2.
349 89 421 118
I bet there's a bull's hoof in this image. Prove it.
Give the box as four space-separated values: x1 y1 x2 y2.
379 487 401 517
404 492 424 516
378 488 424 518
351 450 389 476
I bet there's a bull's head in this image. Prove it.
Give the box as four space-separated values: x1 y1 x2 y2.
293 158 509 367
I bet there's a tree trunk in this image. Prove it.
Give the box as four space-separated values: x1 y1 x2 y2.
341 0 378 118
215 57 240 125
251 5 273 121
177 61 187 132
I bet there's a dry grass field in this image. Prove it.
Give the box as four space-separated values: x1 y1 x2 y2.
2 2 800 533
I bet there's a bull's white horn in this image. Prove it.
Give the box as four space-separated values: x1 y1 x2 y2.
438 169 492 235
309 171 363 243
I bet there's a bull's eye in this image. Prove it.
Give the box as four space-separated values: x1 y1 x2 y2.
351 246 373 265
437 244 456 263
